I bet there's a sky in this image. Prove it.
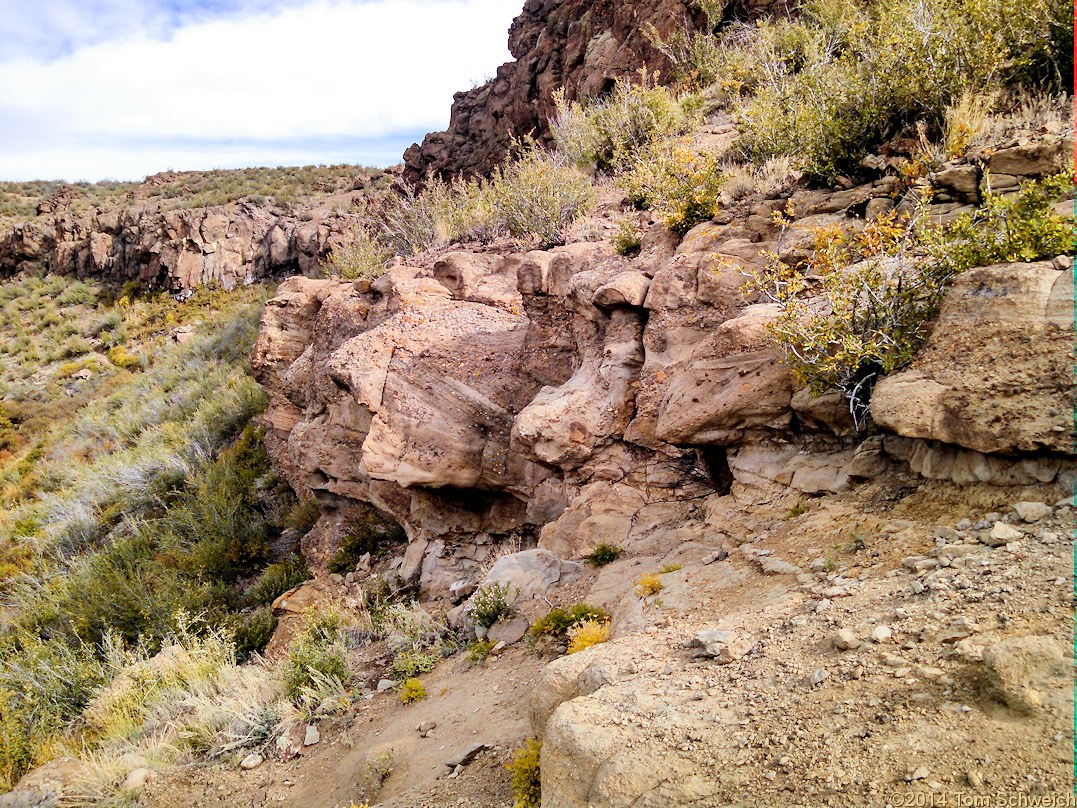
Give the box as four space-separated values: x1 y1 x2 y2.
0 0 522 181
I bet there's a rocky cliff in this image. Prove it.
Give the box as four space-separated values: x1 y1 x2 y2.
251 132 1075 596
0 168 385 290
402 0 710 182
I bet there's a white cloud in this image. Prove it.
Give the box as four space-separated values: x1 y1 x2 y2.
0 0 521 180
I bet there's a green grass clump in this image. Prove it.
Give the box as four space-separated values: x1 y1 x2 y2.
466 638 497 666
391 648 440 679
583 542 624 567
507 738 542 808
244 557 310 606
283 610 350 703
530 603 610 639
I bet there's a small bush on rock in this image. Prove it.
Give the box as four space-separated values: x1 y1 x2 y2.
620 139 724 234
283 610 350 703
467 582 516 628
636 574 663 597
530 603 610 638
583 542 624 566
487 148 596 248
566 619 611 654
748 173 1074 426
553 77 694 173
325 225 391 282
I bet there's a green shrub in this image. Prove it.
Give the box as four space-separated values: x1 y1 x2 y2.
553 77 693 173
392 648 439 679
619 139 723 234
283 610 350 703
467 582 516 628
487 148 596 248
507 738 542 808
244 557 310 606
657 0 1074 180
327 510 406 574
231 607 278 661
466 638 496 666
530 603 610 638
583 542 624 567
611 217 643 257
399 677 426 704
325 224 391 282
748 173 1074 426
377 178 453 256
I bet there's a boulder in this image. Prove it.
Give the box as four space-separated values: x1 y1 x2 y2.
483 549 581 601
982 635 1070 713
871 262 1073 456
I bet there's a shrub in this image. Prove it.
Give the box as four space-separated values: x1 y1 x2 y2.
611 217 643 257
327 510 406 574
325 225 390 282
391 648 439 679
466 638 496 666
728 0 1074 179
467 582 516 628
487 148 596 248
583 542 624 567
530 603 610 638
377 178 454 256
619 139 723 234
244 557 310 607
553 77 693 173
282 610 350 703
636 574 663 597
507 738 542 808
658 563 683 574
748 174 1074 426
566 619 612 654
231 607 278 661
107 345 141 370
399 677 426 704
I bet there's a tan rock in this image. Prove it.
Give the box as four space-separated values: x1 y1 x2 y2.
871 262 1073 456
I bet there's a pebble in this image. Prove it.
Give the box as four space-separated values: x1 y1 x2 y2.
809 668 829 686
1013 501 1051 522
304 725 320 746
831 628 861 651
870 626 893 643
123 768 155 793
240 752 264 770
377 679 396 692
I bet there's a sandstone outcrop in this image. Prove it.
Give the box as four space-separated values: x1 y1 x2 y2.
253 157 1074 600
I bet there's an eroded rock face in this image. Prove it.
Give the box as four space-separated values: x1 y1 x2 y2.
0 196 369 291
403 0 710 182
254 151 1074 598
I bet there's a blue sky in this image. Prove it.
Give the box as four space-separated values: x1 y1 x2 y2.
0 0 521 181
